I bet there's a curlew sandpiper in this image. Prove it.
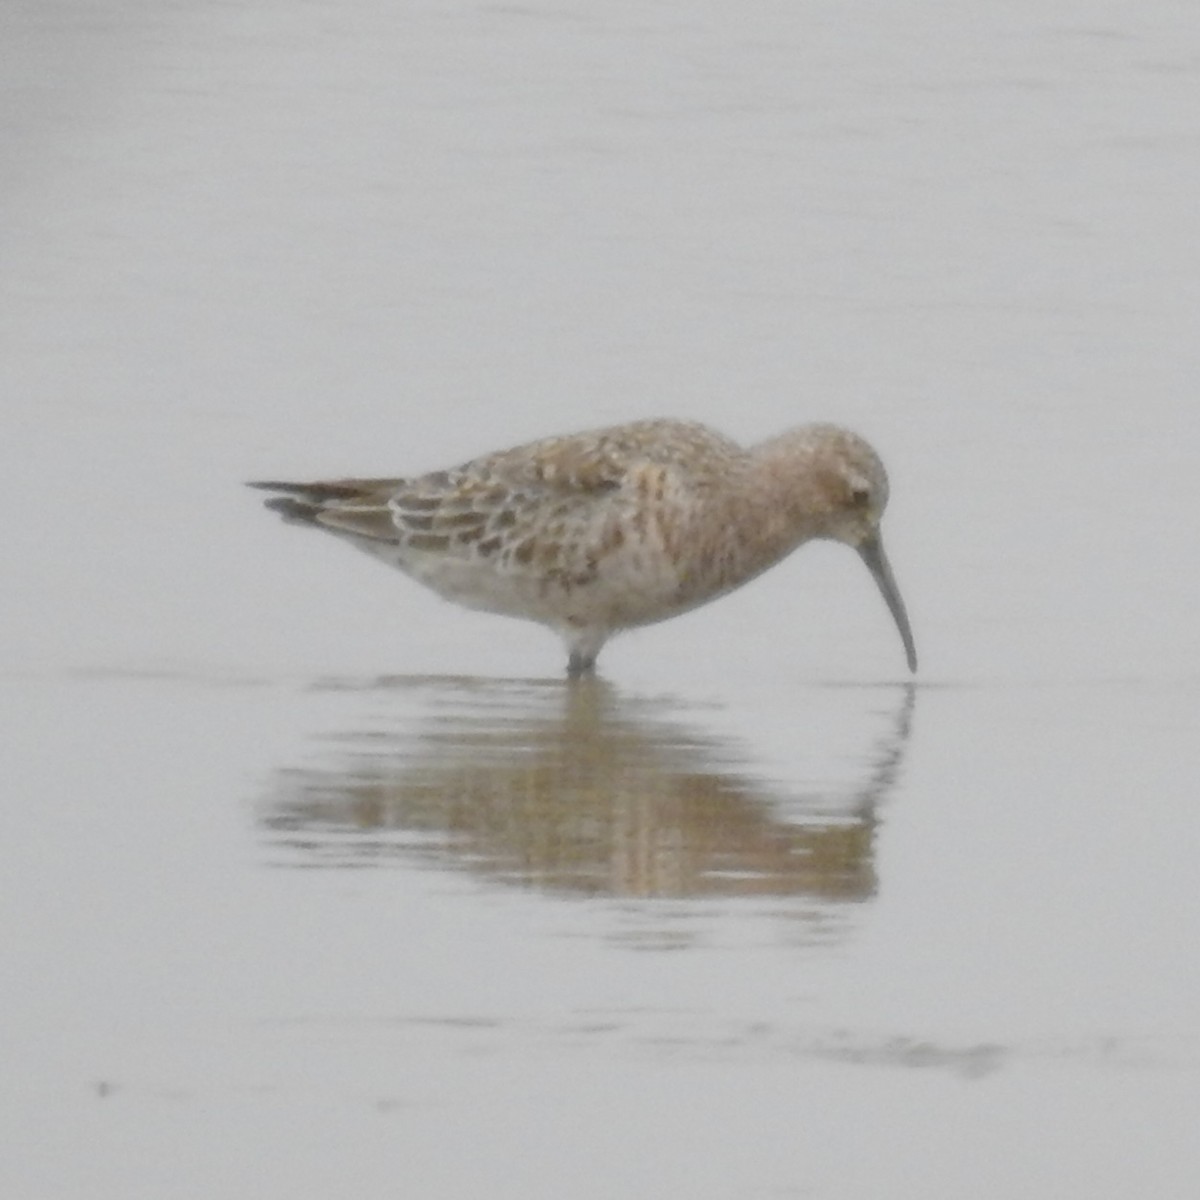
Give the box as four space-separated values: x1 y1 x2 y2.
250 419 917 677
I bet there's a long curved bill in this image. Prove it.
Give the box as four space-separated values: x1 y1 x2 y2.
858 532 918 673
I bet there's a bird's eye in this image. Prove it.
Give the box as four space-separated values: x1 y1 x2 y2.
849 484 871 507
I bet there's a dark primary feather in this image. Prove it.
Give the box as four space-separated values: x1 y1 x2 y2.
248 478 405 543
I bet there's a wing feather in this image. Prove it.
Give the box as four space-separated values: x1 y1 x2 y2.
249 420 737 578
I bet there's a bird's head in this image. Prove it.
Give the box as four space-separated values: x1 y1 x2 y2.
771 425 918 673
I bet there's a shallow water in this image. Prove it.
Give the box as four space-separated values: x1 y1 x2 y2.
3 1 1198 1197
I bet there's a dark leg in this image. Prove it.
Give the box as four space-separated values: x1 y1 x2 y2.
566 650 597 678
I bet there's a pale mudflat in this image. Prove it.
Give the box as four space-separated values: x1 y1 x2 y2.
250 418 917 676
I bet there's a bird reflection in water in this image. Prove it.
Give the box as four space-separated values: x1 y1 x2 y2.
260 678 915 909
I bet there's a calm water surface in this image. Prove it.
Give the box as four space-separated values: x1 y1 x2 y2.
3 1 1198 1197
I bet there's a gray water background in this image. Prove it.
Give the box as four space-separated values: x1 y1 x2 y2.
3 2 1198 1196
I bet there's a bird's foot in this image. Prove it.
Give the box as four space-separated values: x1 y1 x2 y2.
566 651 597 679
